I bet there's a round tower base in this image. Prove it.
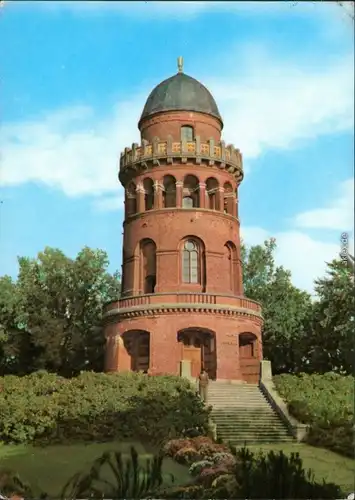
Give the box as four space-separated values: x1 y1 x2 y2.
104 304 263 384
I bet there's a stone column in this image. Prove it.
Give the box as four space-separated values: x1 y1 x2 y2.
176 181 183 208
115 334 131 372
225 193 235 215
199 182 206 208
235 198 239 218
136 183 145 213
218 187 224 212
154 181 163 209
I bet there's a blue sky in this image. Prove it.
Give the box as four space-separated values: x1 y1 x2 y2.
1 1 354 293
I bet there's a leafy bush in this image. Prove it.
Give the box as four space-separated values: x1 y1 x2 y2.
274 372 354 457
197 446 343 499
0 371 210 445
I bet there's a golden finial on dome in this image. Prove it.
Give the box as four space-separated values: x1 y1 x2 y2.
177 56 183 73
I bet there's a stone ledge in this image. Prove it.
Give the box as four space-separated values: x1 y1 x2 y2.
259 361 308 442
103 303 263 321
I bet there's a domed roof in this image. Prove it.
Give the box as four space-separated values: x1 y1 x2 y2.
139 60 222 125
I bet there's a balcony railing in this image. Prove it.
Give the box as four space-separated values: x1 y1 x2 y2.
119 136 243 178
104 292 261 315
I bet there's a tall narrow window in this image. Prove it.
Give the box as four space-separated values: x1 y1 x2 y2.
183 175 199 207
181 125 194 142
182 240 199 283
143 178 154 211
163 175 176 208
206 177 219 210
141 240 156 294
126 182 137 217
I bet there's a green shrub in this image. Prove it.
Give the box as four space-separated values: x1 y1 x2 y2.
274 372 354 457
0 371 210 445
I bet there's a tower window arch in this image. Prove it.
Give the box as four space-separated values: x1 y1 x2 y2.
143 178 154 211
181 125 194 142
140 239 157 294
125 182 137 217
223 182 234 215
163 175 176 208
206 177 219 210
183 174 200 208
182 240 199 283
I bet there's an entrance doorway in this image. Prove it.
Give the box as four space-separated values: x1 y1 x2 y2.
239 332 259 383
177 328 216 379
122 330 150 372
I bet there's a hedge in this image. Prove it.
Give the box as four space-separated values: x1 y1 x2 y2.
0 371 210 445
274 372 354 457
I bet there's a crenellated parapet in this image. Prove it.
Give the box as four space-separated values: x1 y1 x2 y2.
119 135 243 185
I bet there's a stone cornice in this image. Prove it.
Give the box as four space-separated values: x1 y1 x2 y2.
103 303 263 324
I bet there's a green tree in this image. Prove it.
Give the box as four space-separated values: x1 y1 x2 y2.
241 238 313 373
308 259 354 374
0 247 121 376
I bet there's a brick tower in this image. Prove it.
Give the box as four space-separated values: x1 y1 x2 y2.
103 58 263 383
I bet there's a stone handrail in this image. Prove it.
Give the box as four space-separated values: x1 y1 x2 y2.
259 360 308 442
104 292 261 314
120 136 243 174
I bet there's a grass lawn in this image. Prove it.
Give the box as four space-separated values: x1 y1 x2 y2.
248 442 355 495
0 441 190 498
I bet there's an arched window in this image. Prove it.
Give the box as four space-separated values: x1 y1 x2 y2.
224 241 237 293
223 182 234 215
125 182 137 217
183 175 199 208
163 175 176 208
143 178 154 211
141 239 156 294
181 125 194 142
206 177 219 210
182 240 199 283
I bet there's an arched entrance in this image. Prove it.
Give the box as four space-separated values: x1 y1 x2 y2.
122 330 150 372
239 332 259 383
177 328 216 379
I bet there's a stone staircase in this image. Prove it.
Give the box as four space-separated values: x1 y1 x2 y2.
209 381 294 445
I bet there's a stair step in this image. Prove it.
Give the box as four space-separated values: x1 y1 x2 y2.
207 383 293 445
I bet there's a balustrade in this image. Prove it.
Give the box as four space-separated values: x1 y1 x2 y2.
119 136 243 178
104 292 261 315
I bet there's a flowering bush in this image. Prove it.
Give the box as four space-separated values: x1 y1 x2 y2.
162 438 192 457
212 452 237 469
198 442 228 458
189 435 214 448
189 459 213 476
211 472 235 488
174 446 200 465
197 465 230 488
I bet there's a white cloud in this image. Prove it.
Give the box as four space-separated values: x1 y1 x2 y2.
294 178 354 231
1 99 144 198
242 226 354 294
210 53 354 159
1 49 353 203
242 178 354 293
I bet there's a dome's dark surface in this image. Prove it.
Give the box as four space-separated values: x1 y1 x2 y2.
139 73 222 124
